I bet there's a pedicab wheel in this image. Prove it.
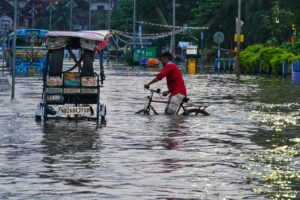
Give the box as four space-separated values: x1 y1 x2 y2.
35 115 42 121
101 116 106 124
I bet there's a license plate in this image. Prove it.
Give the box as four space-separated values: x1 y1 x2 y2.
46 87 63 94
81 88 98 94
29 68 35 73
64 88 81 93
58 106 91 116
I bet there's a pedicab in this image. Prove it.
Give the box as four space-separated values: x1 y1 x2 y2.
35 30 111 123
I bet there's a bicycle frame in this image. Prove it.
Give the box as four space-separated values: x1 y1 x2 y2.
137 88 209 116
141 89 167 115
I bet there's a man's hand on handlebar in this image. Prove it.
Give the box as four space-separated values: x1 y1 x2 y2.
162 91 169 97
144 84 150 89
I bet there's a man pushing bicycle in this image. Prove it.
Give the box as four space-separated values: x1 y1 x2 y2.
144 52 187 115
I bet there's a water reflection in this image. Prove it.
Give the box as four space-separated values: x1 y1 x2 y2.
39 122 101 188
41 122 100 155
2 65 300 199
159 116 189 173
161 116 189 150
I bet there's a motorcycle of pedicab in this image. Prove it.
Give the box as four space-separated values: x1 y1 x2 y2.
35 30 111 123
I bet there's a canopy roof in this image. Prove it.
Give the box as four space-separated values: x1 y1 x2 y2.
47 30 111 41
46 30 111 50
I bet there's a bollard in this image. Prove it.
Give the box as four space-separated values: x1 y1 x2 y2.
292 60 300 83
197 58 202 74
227 59 230 72
259 60 263 75
214 58 221 74
187 58 196 75
231 59 235 74
282 61 288 77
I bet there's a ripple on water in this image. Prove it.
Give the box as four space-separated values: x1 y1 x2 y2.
0 66 299 199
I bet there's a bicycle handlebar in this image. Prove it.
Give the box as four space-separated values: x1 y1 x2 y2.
147 88 161 94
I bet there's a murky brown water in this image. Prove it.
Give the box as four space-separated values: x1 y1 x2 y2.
0 63 299 199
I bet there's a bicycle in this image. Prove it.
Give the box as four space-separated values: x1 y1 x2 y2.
136 88 210 116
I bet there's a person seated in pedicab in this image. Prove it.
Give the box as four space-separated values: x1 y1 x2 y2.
144 52 187 115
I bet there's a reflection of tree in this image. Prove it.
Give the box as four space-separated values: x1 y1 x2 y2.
39 122 101 186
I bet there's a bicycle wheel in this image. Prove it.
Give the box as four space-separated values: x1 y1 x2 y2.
135 109 150 115
182 108 209 116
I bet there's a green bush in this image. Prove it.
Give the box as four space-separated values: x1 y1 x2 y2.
241 44 300 75
240 44 263 73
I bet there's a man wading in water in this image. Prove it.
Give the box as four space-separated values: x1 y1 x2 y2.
144 52 187 115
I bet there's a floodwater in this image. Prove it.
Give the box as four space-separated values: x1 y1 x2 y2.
0 63 299 199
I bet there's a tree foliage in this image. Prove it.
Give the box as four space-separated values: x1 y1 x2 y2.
34 0 300 49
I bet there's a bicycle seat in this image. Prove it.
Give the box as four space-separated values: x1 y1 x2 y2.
183 97 189 103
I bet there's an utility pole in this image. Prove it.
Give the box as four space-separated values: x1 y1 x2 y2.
88 0 91 29
46 3 56 31
108 0 112 30
171 0 176 55
236 0 241 79
12 0 17 99
29 4 38 29
66 0 77 31
133 0 136 49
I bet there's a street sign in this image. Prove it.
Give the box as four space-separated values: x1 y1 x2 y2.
0 18 11 29
29 7 38 15
213 31 224 44
66 0 78 8
46 4 57 11
235 18 244 27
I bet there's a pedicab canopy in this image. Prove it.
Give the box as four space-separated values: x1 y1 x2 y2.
46 30 111 51
44 30 111 78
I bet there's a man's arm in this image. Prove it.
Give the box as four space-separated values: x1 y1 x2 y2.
144 77 159 89
144 64 173 89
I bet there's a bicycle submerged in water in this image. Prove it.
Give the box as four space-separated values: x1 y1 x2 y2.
136 88 210 116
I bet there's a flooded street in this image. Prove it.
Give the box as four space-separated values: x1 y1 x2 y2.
0 63 300 199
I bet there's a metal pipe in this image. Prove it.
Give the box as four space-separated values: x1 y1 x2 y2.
171 0 175 55
49 6 52 30
70 0 73 31
236 0 241 79
32 4 35 28
108 0 111 30
133 0 136 49
11 0 17 99
88 0 91 29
